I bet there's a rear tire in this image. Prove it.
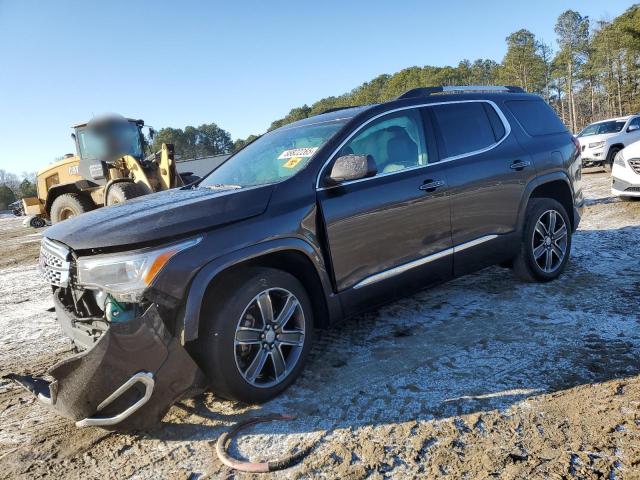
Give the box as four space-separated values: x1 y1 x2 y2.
105 182 146 205
192 267 314 403
50 193 94 224
513 198 572 282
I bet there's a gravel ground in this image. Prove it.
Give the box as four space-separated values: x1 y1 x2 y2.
1 172 639 479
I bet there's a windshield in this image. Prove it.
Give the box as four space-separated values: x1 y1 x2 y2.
199 119 347 189
76 122 143 161
578 120 626 137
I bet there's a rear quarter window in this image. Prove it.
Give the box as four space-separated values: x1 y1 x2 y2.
482 103 506 140
505 100 567 136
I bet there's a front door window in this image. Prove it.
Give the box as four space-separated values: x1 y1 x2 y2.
337 110 427 176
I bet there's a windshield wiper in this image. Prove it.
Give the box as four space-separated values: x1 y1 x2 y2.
202 184 243 191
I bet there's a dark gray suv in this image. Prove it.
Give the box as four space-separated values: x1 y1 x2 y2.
17 85 584 429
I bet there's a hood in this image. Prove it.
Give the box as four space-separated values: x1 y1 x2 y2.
578 133 617 146
622 141 640 157
45 185 274 251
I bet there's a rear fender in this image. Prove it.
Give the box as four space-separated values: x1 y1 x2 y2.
516 171 575 232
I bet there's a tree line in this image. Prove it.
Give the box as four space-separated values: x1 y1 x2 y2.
234 5 640 142
3 4 638 196
149 123 233 160
140 5 640 156
0 170 36 210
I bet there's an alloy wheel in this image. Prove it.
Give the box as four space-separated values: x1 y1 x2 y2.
234 288 306 388
532 209 568 273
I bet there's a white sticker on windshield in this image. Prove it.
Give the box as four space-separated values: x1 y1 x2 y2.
278 147 318 160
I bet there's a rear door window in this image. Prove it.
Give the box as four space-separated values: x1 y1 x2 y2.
505 100 567 136
430 102 501 158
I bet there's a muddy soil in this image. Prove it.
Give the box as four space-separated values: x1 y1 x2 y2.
1 172 639 479
0 215 43 269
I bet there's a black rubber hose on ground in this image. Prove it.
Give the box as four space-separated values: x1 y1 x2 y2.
215 414 315 473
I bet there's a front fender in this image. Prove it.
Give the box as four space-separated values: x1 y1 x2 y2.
181 237 340 343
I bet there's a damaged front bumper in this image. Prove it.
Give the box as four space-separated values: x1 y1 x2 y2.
7 300 205 430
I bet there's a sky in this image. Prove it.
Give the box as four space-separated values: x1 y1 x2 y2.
0 0 633 174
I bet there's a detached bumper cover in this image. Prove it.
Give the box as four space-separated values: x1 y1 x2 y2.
8 305 205 430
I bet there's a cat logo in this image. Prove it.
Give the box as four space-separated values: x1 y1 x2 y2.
68 165 79 176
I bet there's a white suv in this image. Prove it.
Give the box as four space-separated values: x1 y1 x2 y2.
577 115 640 171
612 142 640 199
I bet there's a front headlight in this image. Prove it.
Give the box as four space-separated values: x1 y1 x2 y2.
614 151 626 168
76 237 202 302
588 141 605 149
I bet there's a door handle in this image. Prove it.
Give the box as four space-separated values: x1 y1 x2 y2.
510 160 531 170
419 180 446 192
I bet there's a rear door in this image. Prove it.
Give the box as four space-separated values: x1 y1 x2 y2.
317 108 452 300
427 100 534 274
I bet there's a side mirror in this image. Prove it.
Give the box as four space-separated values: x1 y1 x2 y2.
628 124 639 133
325 154 377 186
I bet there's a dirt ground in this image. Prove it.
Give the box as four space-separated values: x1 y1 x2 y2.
1 171 640 479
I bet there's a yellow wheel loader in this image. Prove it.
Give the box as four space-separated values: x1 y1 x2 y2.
23 115 187 225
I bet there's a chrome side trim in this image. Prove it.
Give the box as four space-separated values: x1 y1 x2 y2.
75 371 155 428
316 100 511 190
454 234 499 252
354 246 454 289
352 234 499 289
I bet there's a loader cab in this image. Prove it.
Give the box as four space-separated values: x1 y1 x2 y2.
72 117 146 185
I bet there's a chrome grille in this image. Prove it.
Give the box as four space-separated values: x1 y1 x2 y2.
628 158 640 175
39 237 71 287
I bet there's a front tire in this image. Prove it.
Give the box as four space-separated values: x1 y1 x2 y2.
50 193 94 223
192 267 314 403
604 147 621 173
513 198 572 282
105 182 146 206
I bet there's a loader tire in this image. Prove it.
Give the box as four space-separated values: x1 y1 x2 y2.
50 193 95 224
106 182 146 206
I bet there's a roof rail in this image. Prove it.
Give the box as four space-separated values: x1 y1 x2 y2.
320 105 361 115
396 85 525 100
